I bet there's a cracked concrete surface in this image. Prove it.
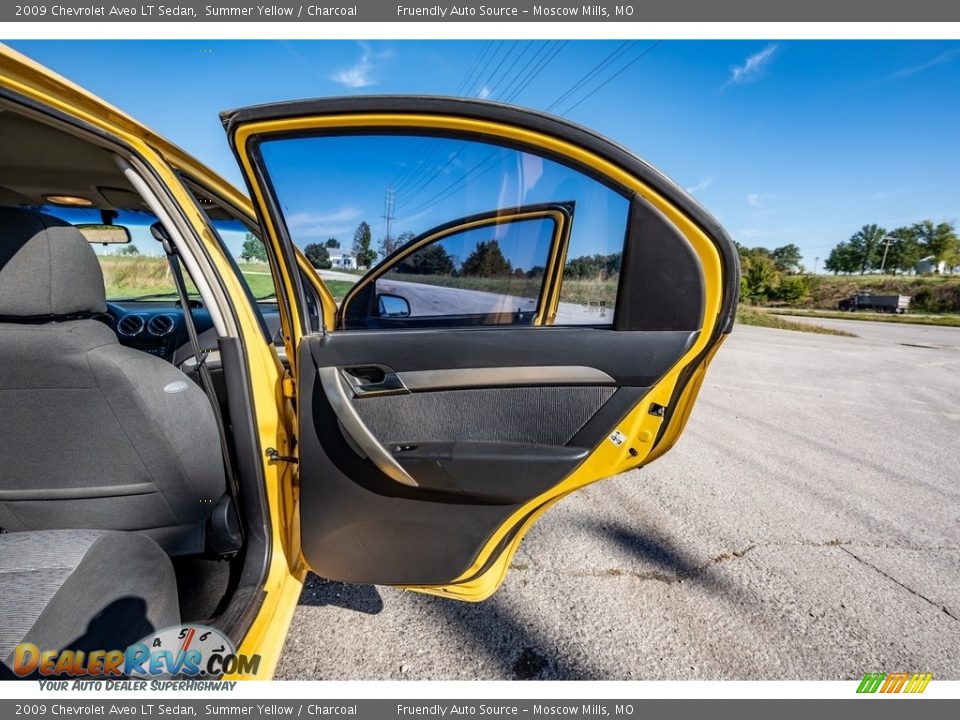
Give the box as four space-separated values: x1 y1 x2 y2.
276 323 960 680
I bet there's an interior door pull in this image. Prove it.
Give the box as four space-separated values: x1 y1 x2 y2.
318 367 419 488
341 367 408 396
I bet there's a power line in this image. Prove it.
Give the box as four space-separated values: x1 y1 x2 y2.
390 42 493 196
396 41 662 224
560 41 662 115
395 41 532 206
485 41 535 99
453 41 493 97
545 40 633 113
502 40 568 103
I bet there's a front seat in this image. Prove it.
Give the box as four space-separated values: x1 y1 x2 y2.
0 207 226 555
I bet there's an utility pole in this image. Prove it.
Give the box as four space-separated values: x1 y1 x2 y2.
879 235 895 274
381 186 395 254
814 256 819 274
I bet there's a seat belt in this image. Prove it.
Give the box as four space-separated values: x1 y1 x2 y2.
150 224 243 544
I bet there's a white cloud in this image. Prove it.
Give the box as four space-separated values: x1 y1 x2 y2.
286 207 363 238
330 42 392 89
747 192 763 208
726 44 778 88
685 177 713 195
889 48 960 80
477 85 492 100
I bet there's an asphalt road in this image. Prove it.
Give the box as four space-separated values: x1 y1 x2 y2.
320 270 612 323
776 314 960 349
276 320 960 680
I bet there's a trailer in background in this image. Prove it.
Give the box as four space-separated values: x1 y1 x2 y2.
838 293 911 314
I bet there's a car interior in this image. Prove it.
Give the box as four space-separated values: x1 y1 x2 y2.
0 107 266 674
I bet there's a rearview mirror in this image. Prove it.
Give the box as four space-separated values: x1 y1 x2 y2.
76 224 132 245
377 293 411 318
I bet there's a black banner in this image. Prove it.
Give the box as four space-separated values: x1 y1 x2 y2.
1 699 958 719
3 0 959 22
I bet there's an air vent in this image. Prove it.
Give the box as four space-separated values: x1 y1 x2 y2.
147 314 176 337
116 314 145 337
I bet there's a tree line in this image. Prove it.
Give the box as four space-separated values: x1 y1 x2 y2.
824 220 958 275
737 243 810 304
300 220 628 283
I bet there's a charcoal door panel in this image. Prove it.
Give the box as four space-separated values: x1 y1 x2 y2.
297 326 695 584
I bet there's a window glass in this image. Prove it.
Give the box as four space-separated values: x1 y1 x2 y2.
258 133 629 327
181 181 283 343
31 205 198 301
372 216 554 323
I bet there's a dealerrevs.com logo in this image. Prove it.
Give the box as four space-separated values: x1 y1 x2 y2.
13 625 261 678
857 672 933 694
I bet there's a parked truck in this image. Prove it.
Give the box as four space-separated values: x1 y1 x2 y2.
838 293 911 314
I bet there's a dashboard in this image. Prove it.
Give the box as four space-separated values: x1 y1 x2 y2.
94 299 283 364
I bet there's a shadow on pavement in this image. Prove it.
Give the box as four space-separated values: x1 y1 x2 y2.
590 520 731 588
299 574 384 615
414 593 607 680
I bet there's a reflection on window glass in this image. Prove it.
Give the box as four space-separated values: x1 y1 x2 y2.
375 217 553 320
258 133 629 325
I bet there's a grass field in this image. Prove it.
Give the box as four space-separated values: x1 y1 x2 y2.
799 274 960 314
100 256 277 300
768 307 960 328
736 306 857 336
324 280 357 302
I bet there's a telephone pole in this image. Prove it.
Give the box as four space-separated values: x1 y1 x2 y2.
381 186 395 254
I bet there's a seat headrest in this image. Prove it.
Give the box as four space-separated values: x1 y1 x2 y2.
0 207 106 318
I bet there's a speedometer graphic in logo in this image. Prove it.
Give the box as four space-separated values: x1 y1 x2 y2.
128 624 236 679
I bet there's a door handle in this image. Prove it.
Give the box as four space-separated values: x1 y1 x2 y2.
318 367 418 488
341 366 408 397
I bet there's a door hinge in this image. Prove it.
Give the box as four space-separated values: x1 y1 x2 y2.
266 447 298 464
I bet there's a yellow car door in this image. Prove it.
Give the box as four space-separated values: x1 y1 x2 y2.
223 96 739 601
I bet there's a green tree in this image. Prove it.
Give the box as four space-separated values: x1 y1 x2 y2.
915 220 959 272
352 221 376 269
741 253 779 302
824 241 859 274
395 243 455 275
303 243 331 269
882 226 922 275
564 252 622 280
461 240 512 277
771 244 803 274
118 244 140 256
847 224 887 274
774 275 811 304
240 233 267 263
380 230 413 259
325 238 341 249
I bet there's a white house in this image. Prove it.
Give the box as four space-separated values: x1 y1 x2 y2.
328 252 357 270
915 256 947 275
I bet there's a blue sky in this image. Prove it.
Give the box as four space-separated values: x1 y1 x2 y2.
259 132 629 261
8 40 960 271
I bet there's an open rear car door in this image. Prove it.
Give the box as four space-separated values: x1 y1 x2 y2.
223 97 739 601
